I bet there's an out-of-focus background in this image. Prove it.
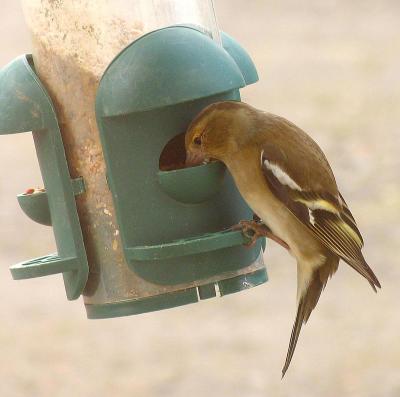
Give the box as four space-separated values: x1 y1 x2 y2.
1 1 399 396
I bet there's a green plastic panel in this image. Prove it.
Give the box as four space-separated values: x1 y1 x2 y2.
96 26 265 288
17 191 51 226
97 26 245 116
198 283 217 300
86 288 199 319
157 161 226 204
11 254 79 279
221 31 259 86
126 230 252 261
0 56 46 134
174 24 259 85
16 178 85 227
85 267 267 319
0 55 89 300
219 268 267 296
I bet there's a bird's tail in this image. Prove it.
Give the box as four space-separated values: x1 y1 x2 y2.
282 255 339 378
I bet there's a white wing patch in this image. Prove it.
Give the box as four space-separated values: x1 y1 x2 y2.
308 209 316 226
263 157 302 191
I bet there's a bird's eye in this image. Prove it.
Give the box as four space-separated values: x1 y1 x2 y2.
194 136 202 145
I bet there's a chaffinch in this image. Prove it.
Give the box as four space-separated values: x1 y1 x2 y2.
185 101 380 377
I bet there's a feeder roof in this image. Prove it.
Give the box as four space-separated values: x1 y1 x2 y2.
96 26 247 116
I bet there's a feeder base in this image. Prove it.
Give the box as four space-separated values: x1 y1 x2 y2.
85 267 267 319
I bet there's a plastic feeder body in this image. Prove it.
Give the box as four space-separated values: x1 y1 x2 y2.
0 1 267 318
92 25 267 318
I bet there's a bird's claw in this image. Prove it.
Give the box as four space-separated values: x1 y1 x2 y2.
232 220 269 247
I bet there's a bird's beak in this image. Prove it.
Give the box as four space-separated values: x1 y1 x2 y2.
185 150 206 167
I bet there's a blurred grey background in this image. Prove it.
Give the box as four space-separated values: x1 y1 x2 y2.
1 1 399 396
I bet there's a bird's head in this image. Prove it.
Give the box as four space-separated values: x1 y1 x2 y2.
185 101 255 167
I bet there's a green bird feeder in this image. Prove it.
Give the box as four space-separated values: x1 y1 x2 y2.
0 0 267 318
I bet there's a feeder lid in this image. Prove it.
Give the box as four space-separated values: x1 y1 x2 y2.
221 31 259 86
96 26 246 117
0 55 53 135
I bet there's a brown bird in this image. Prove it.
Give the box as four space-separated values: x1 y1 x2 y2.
185 101 380 377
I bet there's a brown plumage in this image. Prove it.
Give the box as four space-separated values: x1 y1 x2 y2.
185 101 380 377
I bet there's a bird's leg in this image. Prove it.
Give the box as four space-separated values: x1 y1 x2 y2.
232 219 289 250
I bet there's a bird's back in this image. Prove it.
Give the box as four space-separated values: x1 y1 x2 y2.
253 111 339 196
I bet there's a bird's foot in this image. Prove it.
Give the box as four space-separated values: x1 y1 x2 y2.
232 220 271 247
232 219 290 249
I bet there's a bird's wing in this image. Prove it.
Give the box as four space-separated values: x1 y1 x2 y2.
260 145 380 291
